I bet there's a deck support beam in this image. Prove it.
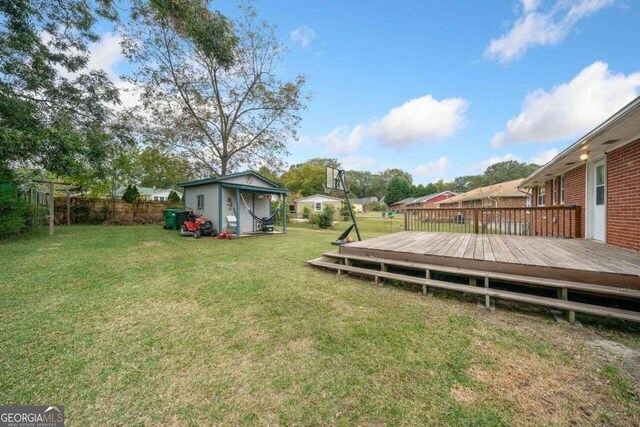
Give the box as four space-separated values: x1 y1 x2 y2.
557 287 575 324
423 270 433 296
484 277 492 310
378 263 387 286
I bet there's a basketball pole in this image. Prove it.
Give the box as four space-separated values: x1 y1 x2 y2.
338 170 362 241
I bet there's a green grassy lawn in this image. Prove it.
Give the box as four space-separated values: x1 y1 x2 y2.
1 221 639 425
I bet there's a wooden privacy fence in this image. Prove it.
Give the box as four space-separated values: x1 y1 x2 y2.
52 197 179 224
404 206 582 238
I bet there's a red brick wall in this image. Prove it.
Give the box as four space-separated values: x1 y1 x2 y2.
563 164 586 238
530 166 585 238
424 193 456 207
439 197 526 209
606 139 640 252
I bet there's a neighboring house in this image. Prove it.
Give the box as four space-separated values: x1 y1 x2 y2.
178 171 289 236
405 191 458 209
520 96 640 252
115 186 182 202
294 194 343 220
437 179 527 208
389 197 416 212
350 196 379 212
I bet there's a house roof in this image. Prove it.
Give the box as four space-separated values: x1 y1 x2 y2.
439 179 526 204
115 186 181 197
521 96 640 188
390 197 416 206
295 194 343 202
350 196 378 204
407 191 458 205
178 170 282 189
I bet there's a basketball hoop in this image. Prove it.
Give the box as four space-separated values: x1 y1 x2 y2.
325 166 361 244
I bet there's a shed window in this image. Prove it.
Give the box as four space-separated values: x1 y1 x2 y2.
315 202 322 211
197 195 205 210
289 204 295 212
537 185 545 206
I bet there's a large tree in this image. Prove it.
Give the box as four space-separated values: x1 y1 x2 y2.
123 1 307 176
137 147 196 189
384 175 413 205
481 160 539 187
0 0 121 177
282 158 339 197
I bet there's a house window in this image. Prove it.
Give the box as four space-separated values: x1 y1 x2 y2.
159 196 165 201
537 185 545 206
469 200 475 208
560 175 565 204
153 196 159 201
552 179 557 205
595 165 605 205
315 202 322 211
526 194 532 207
197 195 205 210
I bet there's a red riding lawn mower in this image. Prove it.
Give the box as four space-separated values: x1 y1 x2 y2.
179 209 216 238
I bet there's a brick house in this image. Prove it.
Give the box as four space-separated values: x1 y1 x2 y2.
389 197 417 212
520 96 640 252
437 178 528 208
405 191 458 209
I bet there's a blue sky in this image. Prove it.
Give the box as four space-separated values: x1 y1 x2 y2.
100 0 640 183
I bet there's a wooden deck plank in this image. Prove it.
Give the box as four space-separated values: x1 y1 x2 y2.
462 235 477 259
473 234 484 260
340 232 640 288
453 234 472 258
482 235 495 262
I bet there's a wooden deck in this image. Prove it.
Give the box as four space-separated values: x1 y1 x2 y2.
340 232 640 289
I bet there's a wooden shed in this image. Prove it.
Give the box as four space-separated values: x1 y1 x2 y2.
178 171 289 237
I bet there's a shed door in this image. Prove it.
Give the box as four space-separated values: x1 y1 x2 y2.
591 160 606 242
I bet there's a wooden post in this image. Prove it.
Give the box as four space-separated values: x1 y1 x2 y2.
49 181 55 236
557 287 575 324
473 208 479 234
484 277 490 309
66 192 71 225
378 263 387 286
235 188 241 238
282 193 287 234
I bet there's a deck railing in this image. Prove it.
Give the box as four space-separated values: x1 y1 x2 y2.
404 206 582 238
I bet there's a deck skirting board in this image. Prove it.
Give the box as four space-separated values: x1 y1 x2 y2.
339 246 640 289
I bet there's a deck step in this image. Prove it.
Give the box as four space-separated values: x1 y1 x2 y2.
308 258 640 323
322 251 640 300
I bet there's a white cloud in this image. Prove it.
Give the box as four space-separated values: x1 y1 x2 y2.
529 148 559 165
413 157 449 178
290 26 316 49
341 156 375 170
485 0 615 63
370 95 469 148
466 154 522 173
521 0 541 13
492 61 640 147
320 124 368 155
86 32 123 80
47 31 142 111
320 95 469 154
